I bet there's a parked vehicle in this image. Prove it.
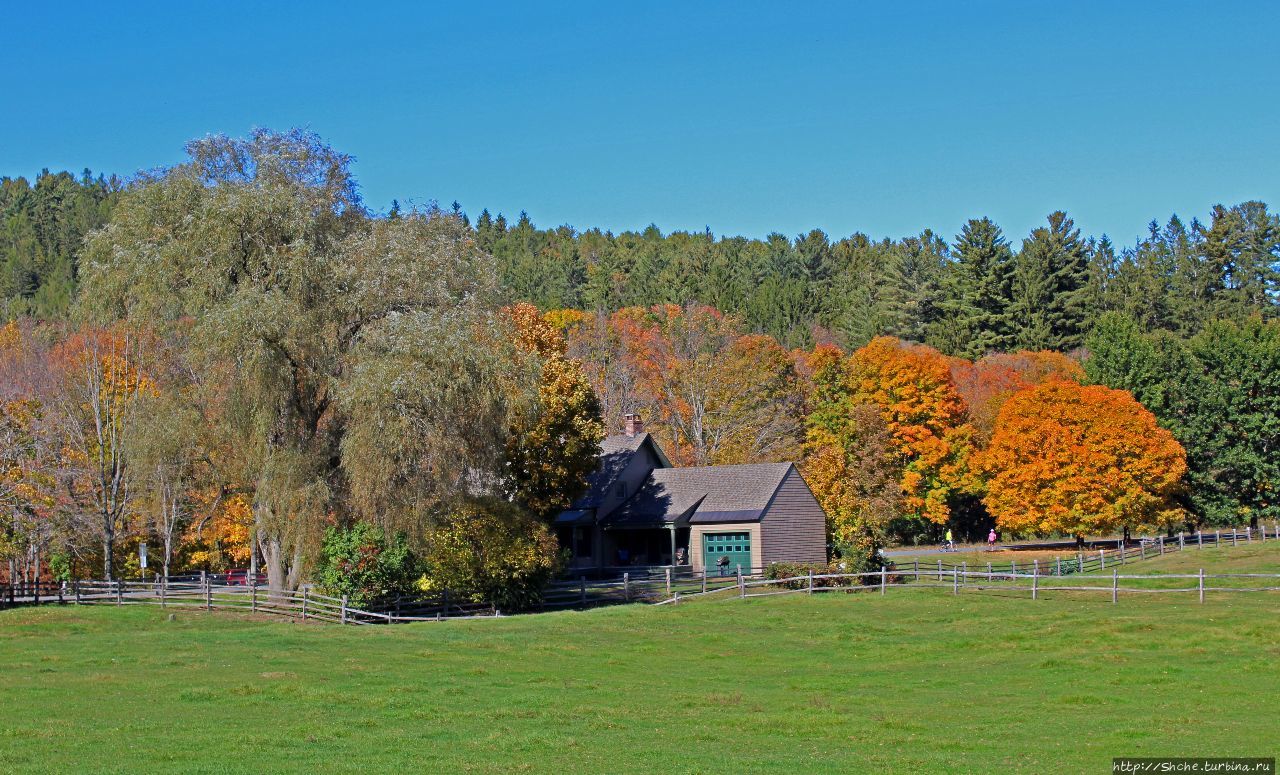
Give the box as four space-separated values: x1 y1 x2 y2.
224 568 251 586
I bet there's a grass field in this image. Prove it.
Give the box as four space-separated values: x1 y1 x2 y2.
3 548 1279 773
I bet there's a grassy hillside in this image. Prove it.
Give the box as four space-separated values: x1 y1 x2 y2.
3 569 1278 774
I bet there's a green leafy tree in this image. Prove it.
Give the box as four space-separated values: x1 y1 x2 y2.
80 129 525 591
316 522 420 608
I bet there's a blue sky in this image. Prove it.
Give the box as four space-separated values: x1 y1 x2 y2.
4 1 1278 246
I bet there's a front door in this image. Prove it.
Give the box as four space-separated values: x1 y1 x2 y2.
703 531 751 575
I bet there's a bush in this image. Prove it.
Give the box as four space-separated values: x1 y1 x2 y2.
420 498 561 613
316 523 421 608
833 523 898 585
764 561 846 589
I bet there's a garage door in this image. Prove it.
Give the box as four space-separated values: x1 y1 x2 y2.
703 531 751 575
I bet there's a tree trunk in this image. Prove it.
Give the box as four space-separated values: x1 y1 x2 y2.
102 520 115 581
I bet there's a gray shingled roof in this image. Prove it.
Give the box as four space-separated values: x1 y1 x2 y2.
571 433 663 509
603 462 793 527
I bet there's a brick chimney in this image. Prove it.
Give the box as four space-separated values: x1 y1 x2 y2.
623 413 644 437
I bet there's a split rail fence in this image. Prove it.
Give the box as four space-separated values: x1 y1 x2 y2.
4 525 1275 623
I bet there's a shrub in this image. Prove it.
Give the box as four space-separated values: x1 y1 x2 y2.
764 561 846 589
420 498 561 613
316 523 420 608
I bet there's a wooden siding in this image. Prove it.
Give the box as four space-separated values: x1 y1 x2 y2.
760 466 828 566
690 523 762 572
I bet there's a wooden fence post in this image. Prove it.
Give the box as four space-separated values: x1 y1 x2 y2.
1246 527 1252 542
116 579 123 606
1100 550 1105 570
1032 559 1038 579
807 568 814 594
251 583 257 613
73 581 80 605
880 566 886 595
1198 569 1204 604
1158 536 1164 555
738 569 745 599
623 572 631 602
961 561 967 585
1120 544 1126 564
580 576 587 605
1140 542 1146 561
1198 530 1203 548
952 569 958 595
1056 556 1062 575
159 580 165 608
341 594 349 624
913 559 919 582
987 562 992 577
937 559 943 579
1031 571 1038 600
302 586 309 621
1179 534 1185 551
205 577 212 611
701 569 707 594
665 567 671 595
1215 530 1220 546
1111 569 1118 604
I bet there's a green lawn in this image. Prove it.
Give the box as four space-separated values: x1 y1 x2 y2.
3 564 1279 774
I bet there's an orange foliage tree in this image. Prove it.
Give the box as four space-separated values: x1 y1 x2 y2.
568 304 803 466
951 350 1084 440
980 380 1186 540
847 337 976 524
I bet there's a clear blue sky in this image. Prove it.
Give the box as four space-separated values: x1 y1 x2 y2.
4 1 1278 246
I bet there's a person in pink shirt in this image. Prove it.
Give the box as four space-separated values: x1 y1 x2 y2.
987 528 998 551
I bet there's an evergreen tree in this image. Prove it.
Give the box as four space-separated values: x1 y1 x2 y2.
1010 211 1089 350
936 218 1014 357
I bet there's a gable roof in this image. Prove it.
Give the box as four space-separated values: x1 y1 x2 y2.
602 462 794 527
569 432 670 511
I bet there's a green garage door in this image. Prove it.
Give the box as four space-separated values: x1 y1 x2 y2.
703 531 751 575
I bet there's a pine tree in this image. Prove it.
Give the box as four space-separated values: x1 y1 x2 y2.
936 218 1014 357
1010 211 1090 351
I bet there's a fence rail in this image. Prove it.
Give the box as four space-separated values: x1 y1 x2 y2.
655 566 1280 606
5 525 1274 623
904 524 1277 579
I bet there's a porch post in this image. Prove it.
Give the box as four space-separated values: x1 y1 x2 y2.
669 526 677 567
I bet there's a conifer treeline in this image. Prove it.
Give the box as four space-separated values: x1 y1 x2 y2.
474 203 1279 350
0 170 121 319
5 167 1277 353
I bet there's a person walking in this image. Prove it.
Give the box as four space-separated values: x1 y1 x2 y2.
944 529 954 552
987 528 997 551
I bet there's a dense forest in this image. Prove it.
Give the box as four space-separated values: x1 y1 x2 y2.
3 133 1279 599
6 167 1277 353
474 203 1279 351
0 170 120 319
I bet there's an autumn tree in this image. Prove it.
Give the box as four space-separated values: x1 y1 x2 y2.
502 303 604 521
950 350 1084 440
847 337 975 525
980 380 1186 541
52 327 152 580
581 304 803 466
80 130 535 591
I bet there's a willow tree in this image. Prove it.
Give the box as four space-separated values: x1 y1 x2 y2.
80 129 529 591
